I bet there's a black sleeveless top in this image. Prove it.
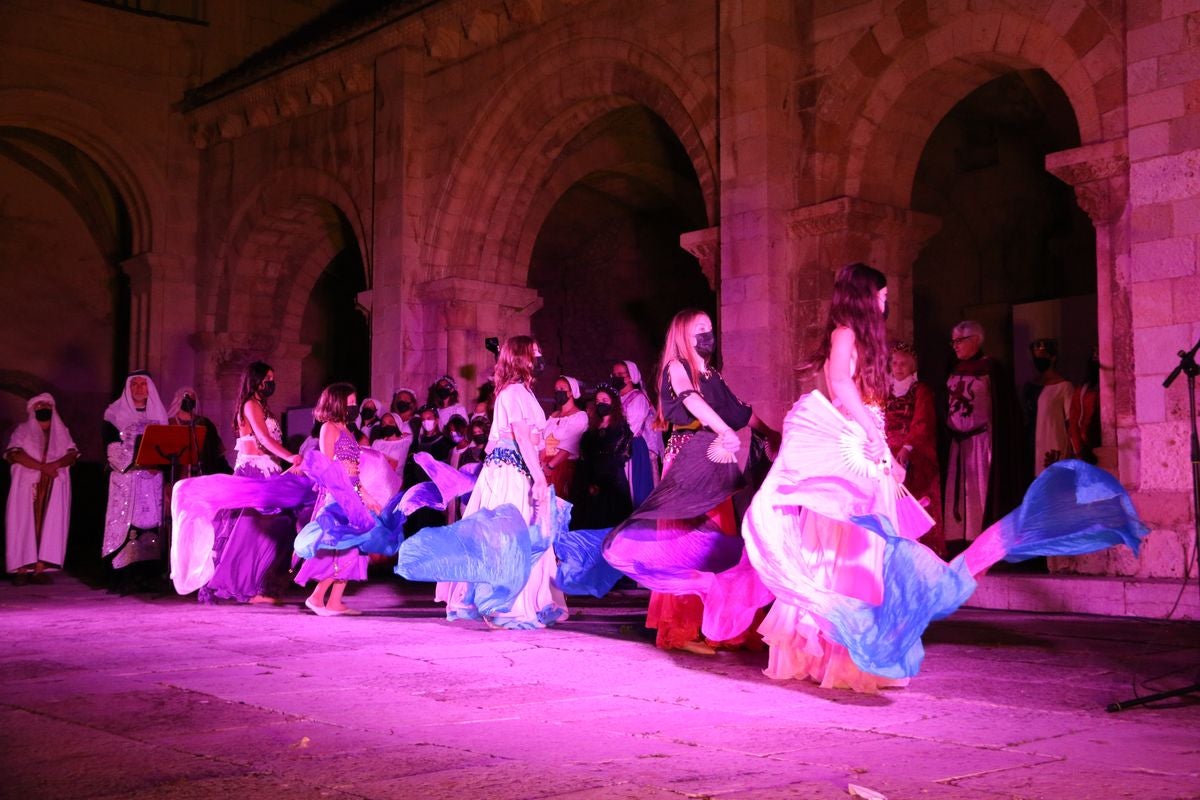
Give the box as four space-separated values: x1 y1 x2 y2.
660 360 752 431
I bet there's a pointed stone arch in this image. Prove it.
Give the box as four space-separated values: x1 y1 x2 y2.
810 6 1122 207
0 88 162 255
424 37 717 287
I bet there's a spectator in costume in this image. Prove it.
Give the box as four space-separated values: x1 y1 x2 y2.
571 384 633 530
943 321 1021 551
541 375 587 502
102 371 168 582
610 359 662 505
429 375 469 429
884 342 944 557
1024 338 1073 477
166 387 229 477
6 394 78 584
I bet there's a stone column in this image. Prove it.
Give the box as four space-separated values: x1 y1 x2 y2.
121 252 195 391
1045 141 1145 578
1045 141 1130 469
680 226 719 293
786 196 941 360
416 277 542 397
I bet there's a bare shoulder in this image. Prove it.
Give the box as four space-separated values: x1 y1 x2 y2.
831 325 856 344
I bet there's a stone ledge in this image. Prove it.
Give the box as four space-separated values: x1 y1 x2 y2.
966 573 1200 620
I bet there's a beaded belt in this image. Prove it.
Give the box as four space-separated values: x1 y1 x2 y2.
484 447 533 484
665 431 696 464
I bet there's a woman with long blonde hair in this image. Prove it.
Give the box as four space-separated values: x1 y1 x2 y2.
603 309 779 654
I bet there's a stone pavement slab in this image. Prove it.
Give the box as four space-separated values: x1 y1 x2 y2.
1 577 1197 800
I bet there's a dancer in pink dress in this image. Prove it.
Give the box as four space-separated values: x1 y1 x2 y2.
744 263 923 692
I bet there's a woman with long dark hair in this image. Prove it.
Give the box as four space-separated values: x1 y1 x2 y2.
571 384 633 530
742 263 909 691
742 262 1149 692
198 361 302 604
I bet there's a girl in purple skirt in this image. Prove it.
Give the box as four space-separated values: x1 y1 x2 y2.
297 382 376 616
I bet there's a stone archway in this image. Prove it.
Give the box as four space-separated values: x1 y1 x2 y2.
792 5 1125 401
420 38 717 388
425 37 717 286
204 168 371 418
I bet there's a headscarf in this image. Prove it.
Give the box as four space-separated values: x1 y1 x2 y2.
5 393 76 463
104 372 167 431
623 360 642 387
562 376 581 399
167 387 200 420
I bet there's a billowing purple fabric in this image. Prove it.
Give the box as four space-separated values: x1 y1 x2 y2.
293 450 479 558
171 472 316 594
602 431 773 640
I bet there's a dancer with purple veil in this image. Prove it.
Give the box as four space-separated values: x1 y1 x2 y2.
603 309 778 654
743 263 1148 692
295 382 380 616
198 361 302 605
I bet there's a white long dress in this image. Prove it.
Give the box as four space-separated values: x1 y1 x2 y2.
5 395 76 572
436 382 568 627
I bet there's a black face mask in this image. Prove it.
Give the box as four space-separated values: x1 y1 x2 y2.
694 331 715 359
435 385 453 399
259 380 276 398
345 404 359 421
180 395 196 413
1032 357 1053 373
595 402 613 418
609 374 626 388
532 356 546 376
377 425 400 439
471 432 488 446
361 406 376 422
394 401 413 414
34 408 52 422
554 390 569 408
882 300 890 321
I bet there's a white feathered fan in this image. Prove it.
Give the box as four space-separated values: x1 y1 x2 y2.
782 391 934 540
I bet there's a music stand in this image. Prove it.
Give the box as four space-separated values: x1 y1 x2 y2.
134 424 207 558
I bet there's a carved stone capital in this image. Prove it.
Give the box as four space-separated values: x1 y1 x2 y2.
679 226 719 291
1045 140 1129 225
787 196 940 254
416 277 542 319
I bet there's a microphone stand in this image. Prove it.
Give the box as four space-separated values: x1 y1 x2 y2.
1107 337 1200 711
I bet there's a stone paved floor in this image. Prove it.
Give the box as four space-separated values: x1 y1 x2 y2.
1 575 1198 800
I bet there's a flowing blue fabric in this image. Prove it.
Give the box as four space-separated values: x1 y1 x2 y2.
810 460 1149 679
554 527 625 597
629 438 655 507
294 450 480 559
396 487 623 611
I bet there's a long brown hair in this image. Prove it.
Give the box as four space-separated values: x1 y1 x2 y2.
493 335 537 392
655 309 709 423
808 263 888 404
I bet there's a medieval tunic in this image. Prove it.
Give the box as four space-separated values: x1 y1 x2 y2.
944 358 993 543
5 394 77 572
102 375 168 568
885 376 944 556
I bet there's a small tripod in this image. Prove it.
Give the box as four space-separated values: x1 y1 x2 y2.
1106 338 1200 712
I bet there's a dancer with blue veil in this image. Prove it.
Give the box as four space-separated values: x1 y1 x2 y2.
743 263 1148 692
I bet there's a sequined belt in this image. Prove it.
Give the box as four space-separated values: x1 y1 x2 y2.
665 431 697 463
484 447 533 484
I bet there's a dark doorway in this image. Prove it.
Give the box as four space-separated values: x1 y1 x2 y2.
528 106 713 400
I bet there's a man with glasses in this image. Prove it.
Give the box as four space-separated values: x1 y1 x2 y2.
944 321 1020 553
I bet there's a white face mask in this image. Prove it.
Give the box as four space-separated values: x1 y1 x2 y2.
422 420 437 432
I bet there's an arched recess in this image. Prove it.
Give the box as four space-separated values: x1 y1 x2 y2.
207 167 371 411
424 37 717 288
526 105 713 391
0 88 161 254
808 9 1120 208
